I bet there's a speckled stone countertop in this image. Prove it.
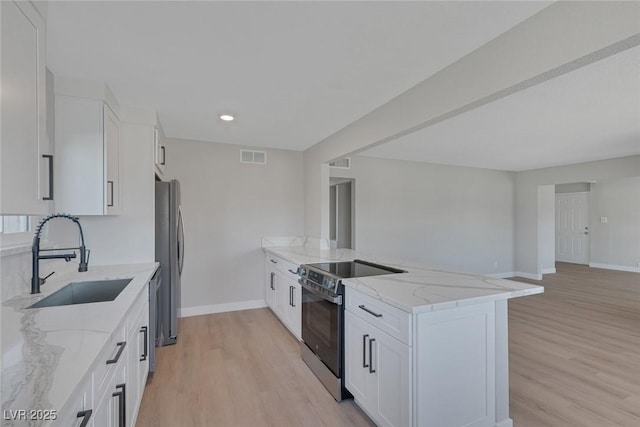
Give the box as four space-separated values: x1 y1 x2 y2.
263 246 543 314
1 263 158 426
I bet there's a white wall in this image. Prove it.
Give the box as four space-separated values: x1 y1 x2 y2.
331 156 516 275
164 138 303 313
300 3 640 240
515 155 640 277
590 176 640 270
537 185 555 274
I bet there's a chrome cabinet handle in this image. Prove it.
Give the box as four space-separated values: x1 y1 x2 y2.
270 272 275 290
140 326 148 361
288 269 297 275
160 146 166 165
369 338 376 374
362 334 369 368
42 154 54 200
270 259 277 264
106 341 126 364
359 305 383 318
291 286 295 307
76 410 92 427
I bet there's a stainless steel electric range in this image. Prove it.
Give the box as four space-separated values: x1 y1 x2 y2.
297 259 405 401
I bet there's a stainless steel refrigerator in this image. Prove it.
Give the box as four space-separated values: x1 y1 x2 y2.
155 180 184 346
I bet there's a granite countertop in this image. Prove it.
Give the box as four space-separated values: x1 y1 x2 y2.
1 262 159 425
263 246 543 313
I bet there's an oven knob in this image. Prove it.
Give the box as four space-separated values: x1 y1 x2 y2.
326 278 336 289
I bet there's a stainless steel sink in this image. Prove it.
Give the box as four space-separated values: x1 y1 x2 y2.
29 278 133 308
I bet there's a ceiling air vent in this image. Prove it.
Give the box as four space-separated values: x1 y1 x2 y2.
329 158 350 169
240 150 267 165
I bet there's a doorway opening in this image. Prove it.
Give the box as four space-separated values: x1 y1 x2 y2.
329 178 355 249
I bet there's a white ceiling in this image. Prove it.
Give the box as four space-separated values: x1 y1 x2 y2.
46 1 551 151
362 45 640 171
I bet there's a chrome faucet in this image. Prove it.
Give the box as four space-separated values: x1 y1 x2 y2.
31 213 90 294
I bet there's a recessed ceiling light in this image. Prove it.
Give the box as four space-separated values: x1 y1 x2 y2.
219 114 234 122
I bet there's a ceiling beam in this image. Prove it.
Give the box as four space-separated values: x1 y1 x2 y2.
304 1 640 163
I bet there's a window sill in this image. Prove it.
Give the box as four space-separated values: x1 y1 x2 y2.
0 243 32 257
0 241 55 257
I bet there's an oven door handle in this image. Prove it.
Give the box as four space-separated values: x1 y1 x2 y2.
299 280 343 305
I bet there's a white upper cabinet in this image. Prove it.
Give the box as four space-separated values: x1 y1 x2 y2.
0 0 50 215
54 78 122 215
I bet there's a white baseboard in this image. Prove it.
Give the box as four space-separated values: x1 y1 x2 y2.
542 267 556 275
487 272 516 279
514 271 542 280
495 419 514 427
178 299 267 318
589 262 640 273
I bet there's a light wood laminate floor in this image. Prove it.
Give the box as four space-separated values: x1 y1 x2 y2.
509 262 640 427
136 307 375 426
137 262 639 426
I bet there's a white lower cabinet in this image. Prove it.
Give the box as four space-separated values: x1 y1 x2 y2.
264 253 302 340
345 310 411 427
127 301 150 426
284 277 301 339
345 287 498 427
54 283 150 427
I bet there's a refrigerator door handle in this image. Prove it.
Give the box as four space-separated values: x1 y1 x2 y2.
177 205 185 276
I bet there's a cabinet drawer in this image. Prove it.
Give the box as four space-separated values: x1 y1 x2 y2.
266 254 300 280
94 323 127 391
345 288 412 346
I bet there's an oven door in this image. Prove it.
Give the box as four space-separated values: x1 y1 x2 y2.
301 283 342 378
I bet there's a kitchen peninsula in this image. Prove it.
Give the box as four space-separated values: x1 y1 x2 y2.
263 240 543 427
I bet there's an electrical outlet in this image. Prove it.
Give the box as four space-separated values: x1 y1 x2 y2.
600 217 608 223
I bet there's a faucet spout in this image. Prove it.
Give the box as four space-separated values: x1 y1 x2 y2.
31 213 90 294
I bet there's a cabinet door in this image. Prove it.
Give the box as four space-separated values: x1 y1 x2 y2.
274 271 288 321
130 304 149 425
55 96 104 215
93 363 126 427
0 0 48 215
92 378 114 427
344 311 371 405
287 280 301 340
104 105 121 215
265 264 277 310
371 327 411 427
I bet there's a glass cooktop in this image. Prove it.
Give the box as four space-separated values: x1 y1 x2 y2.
307 259 405 279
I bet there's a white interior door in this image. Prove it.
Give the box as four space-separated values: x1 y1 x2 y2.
555 192 590 264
